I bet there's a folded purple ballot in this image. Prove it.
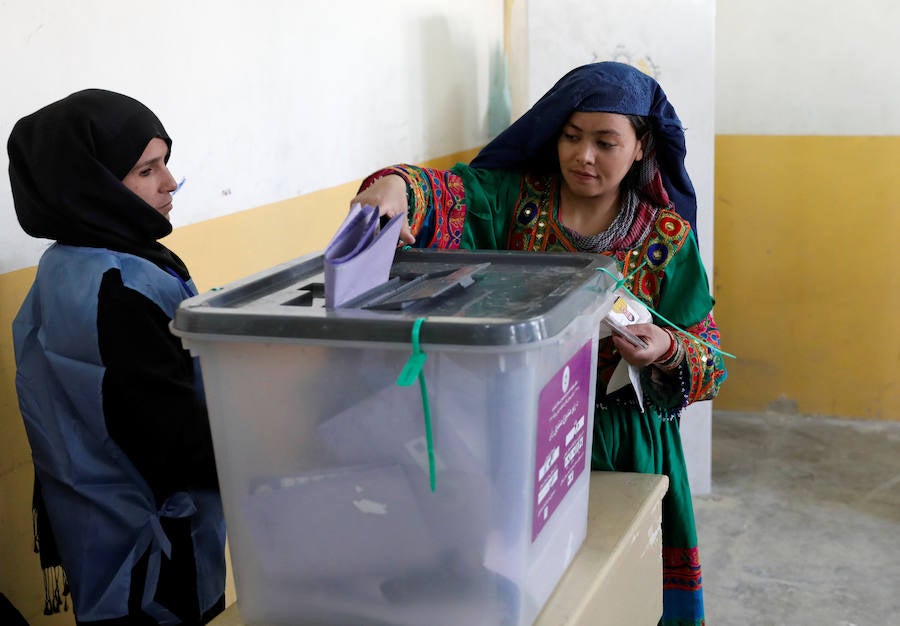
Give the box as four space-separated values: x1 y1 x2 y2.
324 203 403 308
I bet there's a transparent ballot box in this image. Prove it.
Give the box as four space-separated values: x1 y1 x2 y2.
172 248 617 626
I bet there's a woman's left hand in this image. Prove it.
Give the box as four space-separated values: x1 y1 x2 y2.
611 323 672 367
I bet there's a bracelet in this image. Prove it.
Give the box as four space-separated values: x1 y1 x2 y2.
654 328 684 371
657 328 677 362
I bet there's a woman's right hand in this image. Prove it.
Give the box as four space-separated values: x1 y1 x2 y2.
350 174 415 245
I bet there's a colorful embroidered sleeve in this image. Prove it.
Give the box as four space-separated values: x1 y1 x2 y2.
360 165 468 249
644 231 727 408
359 163 520 250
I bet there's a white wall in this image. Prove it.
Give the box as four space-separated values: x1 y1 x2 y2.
520 0 717 494
717 0 900 135
0 0 504 273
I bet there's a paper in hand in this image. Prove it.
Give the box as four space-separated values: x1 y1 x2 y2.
600 292 652 412
324 203 404 308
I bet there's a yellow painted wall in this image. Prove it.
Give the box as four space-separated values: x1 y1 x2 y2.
714 135 899 420
0 265 43 620
0 149 476 624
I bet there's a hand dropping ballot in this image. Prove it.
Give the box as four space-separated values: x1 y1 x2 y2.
324 203 404 308
600 292 652 411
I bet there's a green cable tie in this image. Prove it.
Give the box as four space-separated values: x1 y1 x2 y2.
396 317 437 491
598 266 736 360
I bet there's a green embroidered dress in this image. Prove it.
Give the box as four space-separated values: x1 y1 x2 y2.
361 162 727 625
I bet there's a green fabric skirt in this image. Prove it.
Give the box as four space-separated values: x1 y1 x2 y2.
592 403 704 626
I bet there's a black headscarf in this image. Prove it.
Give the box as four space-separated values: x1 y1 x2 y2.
471 62 698 235
8 89 190 278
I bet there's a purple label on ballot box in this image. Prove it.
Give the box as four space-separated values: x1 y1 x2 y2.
532 340 592 542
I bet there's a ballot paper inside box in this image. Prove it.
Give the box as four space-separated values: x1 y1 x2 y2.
171 248 617 626
323 203 403 308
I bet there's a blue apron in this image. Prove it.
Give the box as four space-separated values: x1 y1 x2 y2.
13 244 225 624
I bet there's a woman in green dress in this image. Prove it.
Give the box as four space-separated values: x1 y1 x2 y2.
352 61 726 626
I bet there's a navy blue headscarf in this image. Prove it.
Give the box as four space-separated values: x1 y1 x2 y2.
471 62 697 235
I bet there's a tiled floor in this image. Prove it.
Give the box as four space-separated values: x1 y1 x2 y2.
695 411 900 625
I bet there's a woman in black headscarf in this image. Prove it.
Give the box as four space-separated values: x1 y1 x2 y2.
9 89 225 625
